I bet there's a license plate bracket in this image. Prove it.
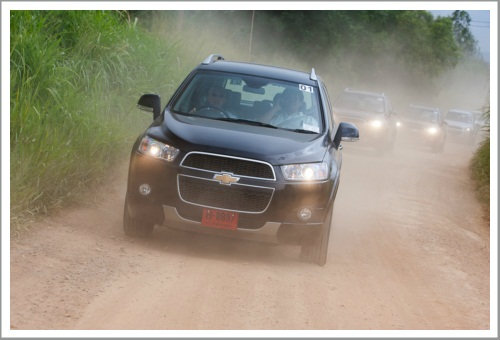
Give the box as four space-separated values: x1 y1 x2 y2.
201 208 239 230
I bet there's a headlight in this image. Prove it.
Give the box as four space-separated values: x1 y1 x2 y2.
465 127 471 132
138 136 179 162
396 121 402 127
281 162 329 181
426 126 439 135
369 119 384 129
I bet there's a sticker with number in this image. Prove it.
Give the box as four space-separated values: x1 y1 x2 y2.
299 84 314 93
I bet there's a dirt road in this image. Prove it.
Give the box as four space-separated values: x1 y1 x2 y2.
10 141 490 330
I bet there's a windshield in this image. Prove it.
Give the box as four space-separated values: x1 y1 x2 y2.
406 107 439 123
334 92 385 113
172 71 322 133
447 111 473 123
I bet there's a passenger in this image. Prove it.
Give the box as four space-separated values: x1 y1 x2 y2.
264 87 319 132
264 88 305 126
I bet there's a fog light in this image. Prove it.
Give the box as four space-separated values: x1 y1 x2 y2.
139 183 151 196
297 208 312 221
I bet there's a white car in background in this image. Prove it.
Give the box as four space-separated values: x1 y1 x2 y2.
444 109 476 143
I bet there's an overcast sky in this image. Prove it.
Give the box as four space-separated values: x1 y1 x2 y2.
429 10 491 62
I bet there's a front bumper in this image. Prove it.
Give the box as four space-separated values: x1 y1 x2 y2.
163 205 284 243
126 151 336 243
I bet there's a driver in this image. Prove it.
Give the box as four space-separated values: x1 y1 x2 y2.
190 84 227 114
206 85 226 110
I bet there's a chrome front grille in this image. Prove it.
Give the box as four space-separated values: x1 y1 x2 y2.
177 175 274 213
181 152 275 180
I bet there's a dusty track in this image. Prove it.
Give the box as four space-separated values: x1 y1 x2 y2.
10 141 490 330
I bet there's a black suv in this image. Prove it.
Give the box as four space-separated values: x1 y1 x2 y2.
124 54 359 265
333 88 397 154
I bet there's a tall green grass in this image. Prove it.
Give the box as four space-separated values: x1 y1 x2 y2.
10 11 188 226
470 107 490 212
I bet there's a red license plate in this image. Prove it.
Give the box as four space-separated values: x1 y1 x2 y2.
201 208 239 230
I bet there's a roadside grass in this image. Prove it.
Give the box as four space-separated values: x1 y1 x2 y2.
10 11 187 229
470 108 490 216
470 138 490 215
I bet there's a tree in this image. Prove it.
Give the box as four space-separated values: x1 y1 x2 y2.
451 10 478 55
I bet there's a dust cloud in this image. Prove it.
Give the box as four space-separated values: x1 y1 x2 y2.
132 11 490 212
145 11 489 114
143 10 489 160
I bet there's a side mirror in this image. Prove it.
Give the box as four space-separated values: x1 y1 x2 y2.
334 122 359 148
138 94 161 120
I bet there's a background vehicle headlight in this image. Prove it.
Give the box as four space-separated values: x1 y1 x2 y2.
139 136 179 161
426 126 439 135
281 162 329 181
369 119 384 128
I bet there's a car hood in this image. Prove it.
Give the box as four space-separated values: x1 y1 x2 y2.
146 111 329 165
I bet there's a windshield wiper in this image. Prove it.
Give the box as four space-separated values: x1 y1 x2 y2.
283 128 320 134
214 117 278 129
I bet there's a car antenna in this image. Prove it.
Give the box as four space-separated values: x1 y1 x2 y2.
310 68 317 81
202 54 225 65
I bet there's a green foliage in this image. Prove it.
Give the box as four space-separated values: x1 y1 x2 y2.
260 10 461 79
451 10 478 56
470 137 490 207
470 105 490 209
142 10 470 95
10 10 185 222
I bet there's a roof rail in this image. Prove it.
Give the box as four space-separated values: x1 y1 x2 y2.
310 68 317 81
202 54 225 65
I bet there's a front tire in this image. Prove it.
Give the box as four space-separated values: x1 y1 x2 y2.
123 197 154 237
300 205 334 266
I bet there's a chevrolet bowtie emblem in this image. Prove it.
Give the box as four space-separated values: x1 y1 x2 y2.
213 173 240 185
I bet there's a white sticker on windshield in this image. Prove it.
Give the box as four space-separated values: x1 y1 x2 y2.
299 84 314 93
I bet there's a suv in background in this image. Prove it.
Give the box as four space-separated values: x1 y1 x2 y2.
398 104 447 153
333 88 397 154
444 109 476 143
124 54 359 265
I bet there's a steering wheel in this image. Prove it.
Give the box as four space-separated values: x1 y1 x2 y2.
196 106 229 118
